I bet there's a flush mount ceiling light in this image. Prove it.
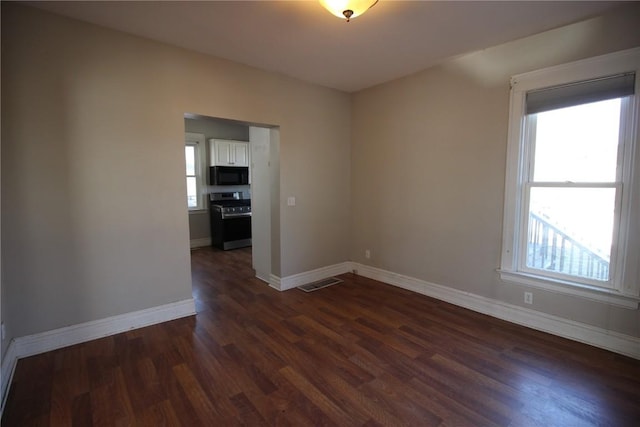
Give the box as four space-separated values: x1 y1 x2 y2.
319 0 379 22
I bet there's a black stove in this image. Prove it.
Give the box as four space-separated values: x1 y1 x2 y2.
209 192 252 250
211 194 251 218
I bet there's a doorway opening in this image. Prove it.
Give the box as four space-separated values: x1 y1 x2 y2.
183 113 279 285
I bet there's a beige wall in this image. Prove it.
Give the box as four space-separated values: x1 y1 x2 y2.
351 4 640 338
1 3 352 348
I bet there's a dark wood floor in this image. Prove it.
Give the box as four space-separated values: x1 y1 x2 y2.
3 246 640 426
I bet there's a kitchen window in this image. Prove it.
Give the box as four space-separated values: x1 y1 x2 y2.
499 48 640 308
185 132 206 211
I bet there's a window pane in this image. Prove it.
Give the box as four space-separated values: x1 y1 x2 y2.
526 187 614 282
185 145 196 176
186 177 197 208
532 99 621 182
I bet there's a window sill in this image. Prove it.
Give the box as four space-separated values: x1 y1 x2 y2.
497 269 639 309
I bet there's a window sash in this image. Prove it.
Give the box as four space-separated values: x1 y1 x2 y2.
518 182 621 289
186 141 203 210
186 177 198 208
518 109 624 289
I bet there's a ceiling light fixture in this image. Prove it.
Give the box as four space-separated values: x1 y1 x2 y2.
319 0 378 22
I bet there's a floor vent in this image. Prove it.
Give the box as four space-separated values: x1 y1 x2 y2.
297 277 343 292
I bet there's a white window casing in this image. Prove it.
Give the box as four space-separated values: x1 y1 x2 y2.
499 48 640 309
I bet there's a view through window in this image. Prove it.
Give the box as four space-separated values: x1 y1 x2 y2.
524 99 621 283
185 143 198 209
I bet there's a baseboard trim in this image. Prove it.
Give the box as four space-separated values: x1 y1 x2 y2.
190 238 211 248
354 263 640 360
15 299 197 359
275 262 352 291
0 298 196 414
269 274 282 291
1 340 19 417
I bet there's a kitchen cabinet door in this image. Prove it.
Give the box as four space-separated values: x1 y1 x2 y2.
209 139 249 167
231 142 249 167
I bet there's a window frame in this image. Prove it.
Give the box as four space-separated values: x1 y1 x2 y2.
185 132 207 212
499 48 640 309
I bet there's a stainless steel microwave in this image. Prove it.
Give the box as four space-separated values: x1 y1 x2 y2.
209 166 249 186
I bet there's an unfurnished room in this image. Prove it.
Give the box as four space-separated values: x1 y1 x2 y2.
2 1 640 425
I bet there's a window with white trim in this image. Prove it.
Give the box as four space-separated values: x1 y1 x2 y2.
500 48 640 307
185 133 206 211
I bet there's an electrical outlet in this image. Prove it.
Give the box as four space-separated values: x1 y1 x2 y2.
365 249 371 259
524 292 533 305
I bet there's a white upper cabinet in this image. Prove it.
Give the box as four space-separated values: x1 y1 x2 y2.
209 139 249 167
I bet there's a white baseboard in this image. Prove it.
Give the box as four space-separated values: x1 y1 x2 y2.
0 298 196 414
190 238 211 248
269 274 282 291
273 262 352 291
15 299 196 359
354 263 640 360
1 340 19 417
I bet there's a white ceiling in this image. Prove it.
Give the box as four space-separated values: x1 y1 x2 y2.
27 1 625 92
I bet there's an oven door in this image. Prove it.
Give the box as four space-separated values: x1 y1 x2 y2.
211 212 252 250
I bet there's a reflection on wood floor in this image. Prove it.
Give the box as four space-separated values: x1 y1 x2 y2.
3 245 640 426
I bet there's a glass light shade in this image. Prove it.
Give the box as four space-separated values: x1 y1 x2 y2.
319 0 378 21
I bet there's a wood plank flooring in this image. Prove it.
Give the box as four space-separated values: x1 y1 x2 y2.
3 246 640 426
